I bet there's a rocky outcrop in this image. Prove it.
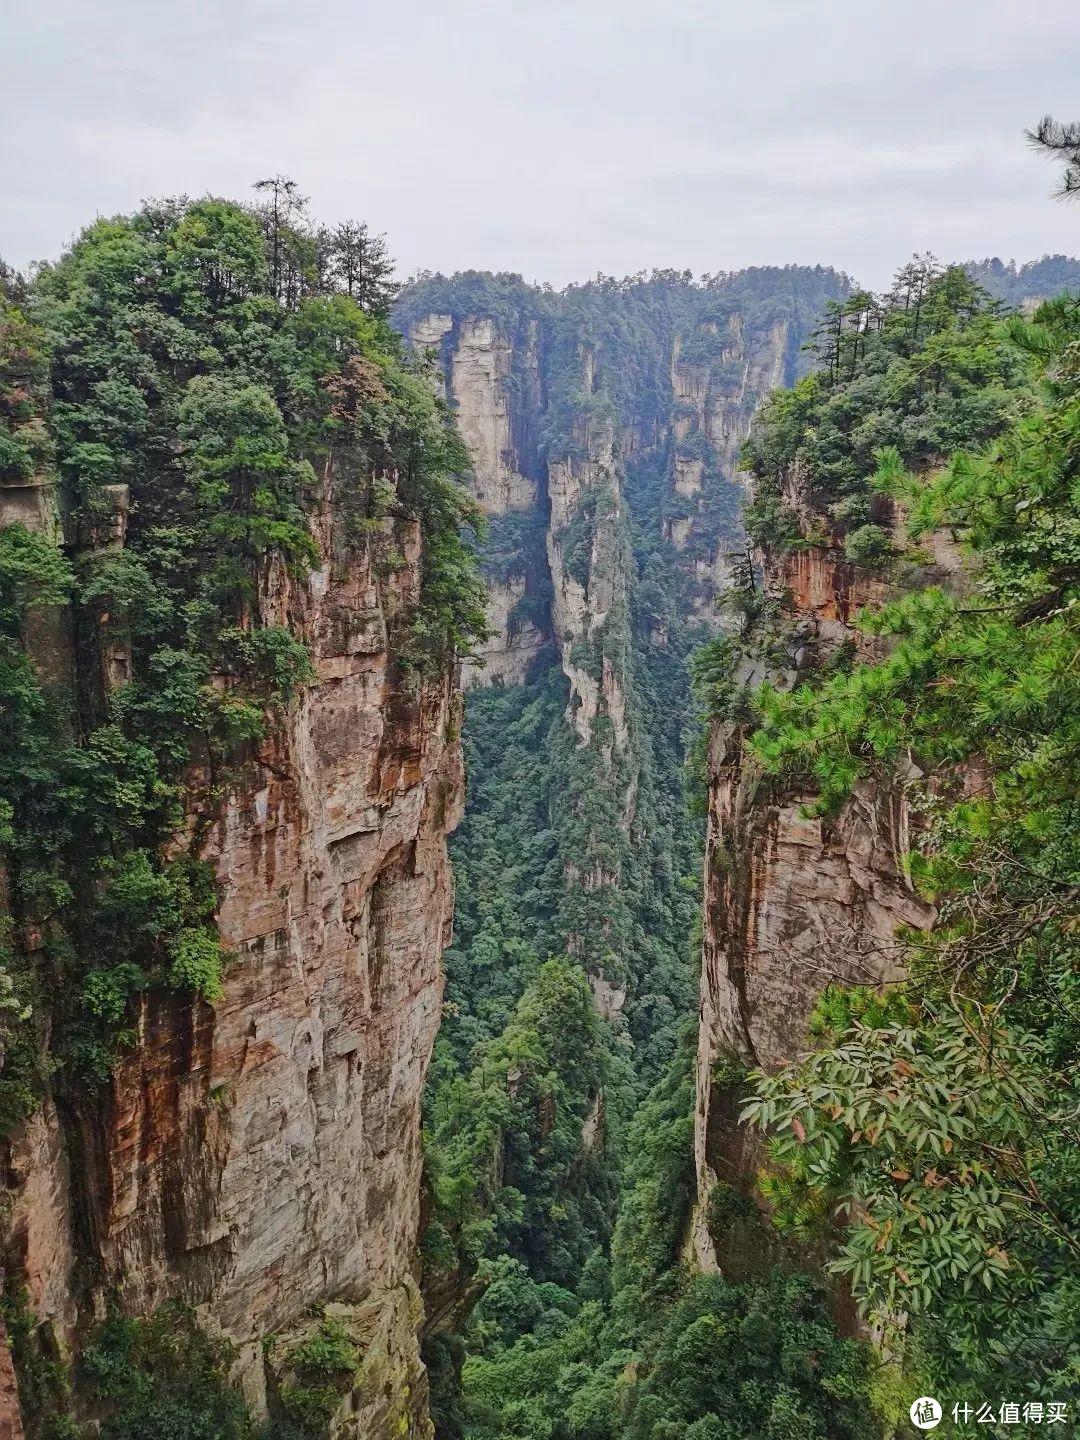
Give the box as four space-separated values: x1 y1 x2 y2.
546 420 630 752
0 1315 22 1440
436 316 539 518
0 468 463 1438
405 308 635 776
692 493 935 1273
668 318 791 615
405 313 548 688
406 307 805 722
398 276 867 1288
403 287 817 696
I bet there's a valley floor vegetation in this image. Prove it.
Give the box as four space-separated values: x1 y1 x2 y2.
1 132 1078 1439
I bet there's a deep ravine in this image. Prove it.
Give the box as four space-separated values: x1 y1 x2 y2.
1 223 1078 1440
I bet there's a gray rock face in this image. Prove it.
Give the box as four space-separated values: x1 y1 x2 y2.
406 312 548 689
668 318 791 613
407 302 798 681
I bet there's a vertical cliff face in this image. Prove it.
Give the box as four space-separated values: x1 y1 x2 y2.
0 204 484 1440
0 460 463 1438
687 263 1038 1277
399 271 849 703
394 274 853 1375
667 316 791 613
409 311 548 688
691 471 944 1273
396 271 853 1042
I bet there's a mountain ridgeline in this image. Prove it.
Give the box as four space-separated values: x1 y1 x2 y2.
0 178 1077 1440
395 252 1080 1438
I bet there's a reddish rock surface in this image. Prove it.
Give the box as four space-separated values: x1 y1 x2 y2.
1 468 463 1438
692 476 935 1274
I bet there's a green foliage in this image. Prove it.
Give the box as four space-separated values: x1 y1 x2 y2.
690 635 737 723
450 1044 695 1440
747 1008 1066 1303
276 1317 360 1436
558 484 617 586
842 523 891 565
622 1271 873 1440
176 373 320 593
0 1286 74 1436
80 1304 253 1439
217 626 316 704
401 264 856 1434
743 260 1031 549
166 927 226 1001
321 219 399 316
705 1181 754 1242
434 672 568 1066
607 1038 698 1325
966 254 1080 305
0 524 72 625
742 290 1080 1392
0 274 53 481
394 270 541 334
455 1043 878 1440
426 958 614 1287
0 192 484 1115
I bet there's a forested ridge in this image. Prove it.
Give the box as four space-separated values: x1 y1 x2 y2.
406 243 1080 1433
0 152 1078 1440
0 185 482 1106
693 243 1080 1424
0 186 484 1438
739 273 1080 1400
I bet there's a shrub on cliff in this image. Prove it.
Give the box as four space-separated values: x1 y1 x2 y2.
80 1304 253 1440
0 191 486 1102
743 290 1080 1392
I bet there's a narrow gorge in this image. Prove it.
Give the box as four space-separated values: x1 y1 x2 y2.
393 268 858 1427
0 180 1077 1440
395 256 1080 1435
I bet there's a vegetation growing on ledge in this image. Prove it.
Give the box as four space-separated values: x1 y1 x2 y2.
0 1295 255 1440
742 290 1080 1393
80 1305 254 1440
742 259 1034 558
0 190 485 1108
273 1315 361 1437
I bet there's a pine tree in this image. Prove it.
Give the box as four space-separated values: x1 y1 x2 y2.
805 299 844 384
325 221 398 315
1027 115 1080 198
251 175 316 307
887 253 941 351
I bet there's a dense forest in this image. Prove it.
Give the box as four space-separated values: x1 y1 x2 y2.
0 138 1078 1440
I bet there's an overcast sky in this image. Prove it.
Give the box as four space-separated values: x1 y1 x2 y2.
2 0 1078 291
